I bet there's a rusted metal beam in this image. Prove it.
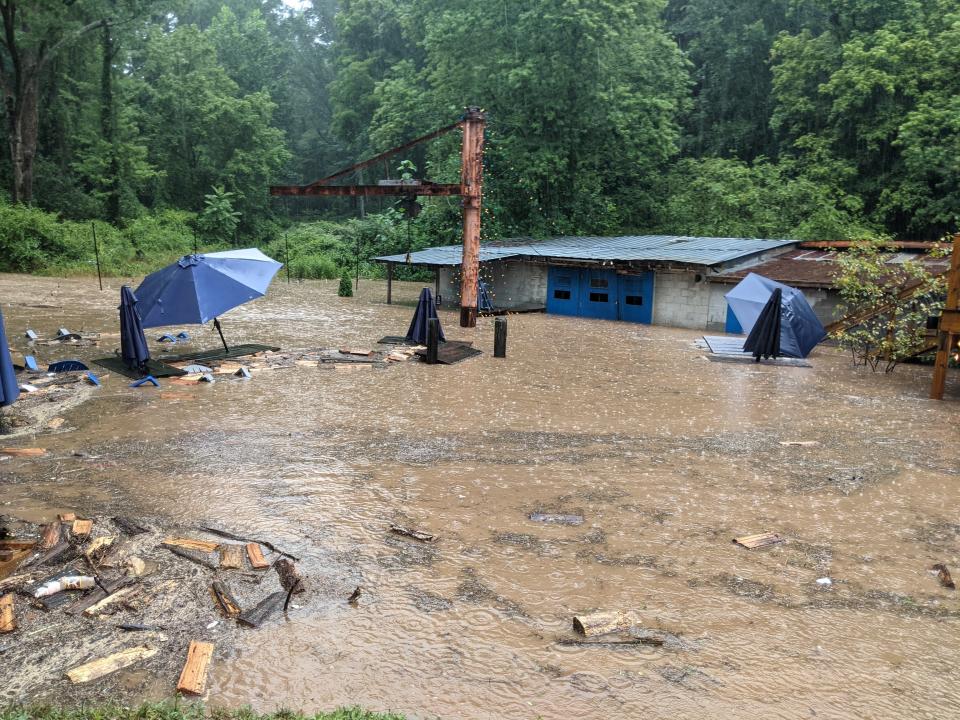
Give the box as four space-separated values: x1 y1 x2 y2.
269 183 462 197
306 122 463 187
458 107 486 328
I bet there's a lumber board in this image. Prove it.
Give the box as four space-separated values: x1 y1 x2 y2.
66 645 158 684
176 641 214 694
83 585 140 616
733 532 785 549
218 544 244 569
246 543 269 569
389 523 436 542
164 546 219 570
58 513 76 523
65 578 132 616
573 611 634 637
162 537 220 553
238 592 285 628
72 519 93 537
0 594 15 633
211 581 242 618
0 448 45 457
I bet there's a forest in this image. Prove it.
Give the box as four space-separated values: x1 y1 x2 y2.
0 0 957 276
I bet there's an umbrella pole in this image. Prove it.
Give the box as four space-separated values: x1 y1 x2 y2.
213 318 229 353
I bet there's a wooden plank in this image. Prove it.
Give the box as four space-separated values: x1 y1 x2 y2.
176 641 214 695
779 441 819 447
58 512 76 523
162 537 220 553
65 578 132 616
339 348 373 356
733 532 785 549
0 448 45 457
573 611 633 637
211 581 242 618
72 519 93 537
218 544 244 569
84 585 140 617
246 543 269 569
66 646 158 684
238 592 285 628
389 523 436 542
164 546 219 570
0 593 15 633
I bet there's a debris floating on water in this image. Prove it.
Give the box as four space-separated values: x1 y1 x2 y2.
733 532 785 549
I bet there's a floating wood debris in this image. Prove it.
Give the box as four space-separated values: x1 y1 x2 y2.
58 512 77 523
162 537 220 553
732 532 785 549
389 523 436 542
113 517 149 535
246 543 269 569
238 592 285 628
83 585 140 617
528 512 584 526
779 441 819 447
66 578 132 616
932 563 955 589
557 637 664 648
84 535 116 562
67 645 159 684
176 641 214 694
72 519 93 537
40 523 61 550
0 594 15 633
339 348 373 356
165 545 219 570
211 581 242 617
347 586 362 605
0 448 46 457
573 610 634 637
219 544 244 569
275 559 304 594
198 526 299 561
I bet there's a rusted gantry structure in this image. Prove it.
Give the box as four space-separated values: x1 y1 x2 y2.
270 108 487 328
931 233 960 399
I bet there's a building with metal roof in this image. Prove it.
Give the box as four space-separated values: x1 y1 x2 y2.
373 235 802 330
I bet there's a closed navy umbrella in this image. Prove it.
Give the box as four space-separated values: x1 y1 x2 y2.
0 307 20 408
743 287 782 361
406 288 445 345
119 286 151 372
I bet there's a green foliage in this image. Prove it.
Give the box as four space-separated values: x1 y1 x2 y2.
199 186 242 244
338 269 354 297
0 702 406 720
831 239 948 371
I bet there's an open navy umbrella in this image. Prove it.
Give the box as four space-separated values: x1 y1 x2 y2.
725 273 826 358
406 288 444 345
0 307 20 408
743 287 782 361
119 286 150 372
135 249 282 351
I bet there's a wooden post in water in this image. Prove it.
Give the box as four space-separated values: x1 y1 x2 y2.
91 222 103 291
930 233 960 399
494 316 507 358
284 233 291 284
435 267 441 305
426 318 440 365
386 263 393 304
458 107 486 328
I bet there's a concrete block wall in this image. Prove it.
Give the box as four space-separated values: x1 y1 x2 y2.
652 271 722 330
438 260 547 309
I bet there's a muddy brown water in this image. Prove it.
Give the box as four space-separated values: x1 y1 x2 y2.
1 272 959 719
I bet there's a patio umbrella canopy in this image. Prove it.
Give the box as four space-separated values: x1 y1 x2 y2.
0 307 20 408
135 249 282 350
725 273 826 358
407 288 445 345
119 286 150 372
743 287 782 361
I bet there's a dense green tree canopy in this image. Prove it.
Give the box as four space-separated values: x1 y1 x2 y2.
0 0 956 257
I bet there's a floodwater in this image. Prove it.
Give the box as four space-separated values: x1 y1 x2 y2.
1 272 959 720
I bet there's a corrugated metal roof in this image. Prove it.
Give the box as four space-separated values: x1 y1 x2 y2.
374 235 796 268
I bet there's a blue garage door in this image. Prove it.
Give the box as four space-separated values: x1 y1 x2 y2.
617 272 654 324
580 269 618 320
546 267 580 316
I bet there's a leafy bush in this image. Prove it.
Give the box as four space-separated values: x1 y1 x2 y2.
338 269 354 297
289 254 338 280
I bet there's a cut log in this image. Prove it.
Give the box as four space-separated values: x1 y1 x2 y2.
274 559 305 594
67 645 158 684
211 581 242 618
72 519 93 537
572 611 635 637
0 594 15 633
733 532 785 549
389 523 436 542
162 537 220 553
0 448 45 457
83 585 140 616
40 523 61 550
177 640 215 694
218 544 244 569
246 543 269 569
238 592 285 628
165 546 219 570
112 517 149 536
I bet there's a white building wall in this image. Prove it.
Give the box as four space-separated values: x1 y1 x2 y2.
438 260 547 309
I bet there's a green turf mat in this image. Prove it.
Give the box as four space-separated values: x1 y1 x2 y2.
93 356 187 379
156 343 280 363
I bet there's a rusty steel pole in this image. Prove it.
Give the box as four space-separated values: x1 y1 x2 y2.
459 107 486 327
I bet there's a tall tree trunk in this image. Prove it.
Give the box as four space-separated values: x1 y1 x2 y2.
101 23 120 223
5 73 37 204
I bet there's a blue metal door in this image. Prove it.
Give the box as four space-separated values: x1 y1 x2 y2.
546 267 580 316
617 272 654 323
579 268 618 320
